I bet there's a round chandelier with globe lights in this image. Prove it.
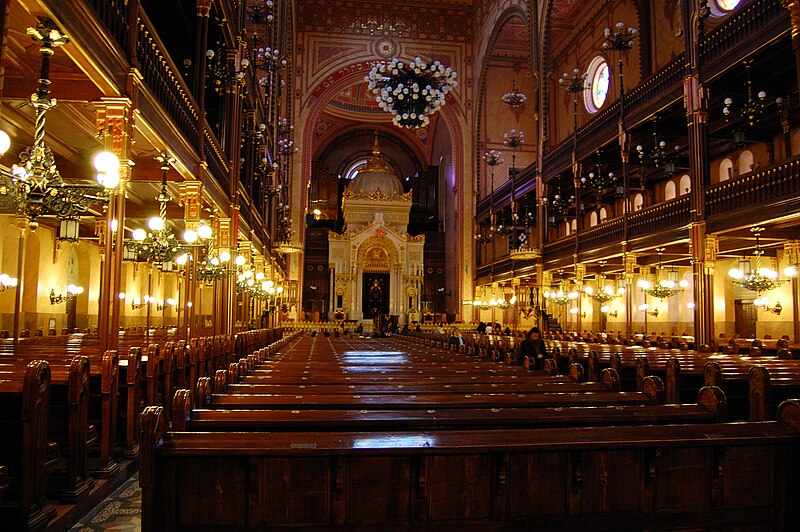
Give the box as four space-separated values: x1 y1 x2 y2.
366 57 458 128
728 227 789 294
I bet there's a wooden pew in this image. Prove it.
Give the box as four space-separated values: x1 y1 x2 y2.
173 385 728 432
0 356 94 503
0 360 56 531
140 400 800 531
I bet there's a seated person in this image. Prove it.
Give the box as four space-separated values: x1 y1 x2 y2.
484 323 494 335
448 328 464 348
519 327 547 368
356 323 364 335
401 323 409 334
436 324 446 335
504 326 512 336
415 323 422 332
322 328 330 337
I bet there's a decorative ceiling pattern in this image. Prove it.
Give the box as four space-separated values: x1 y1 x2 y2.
297 1 473 42
549 0 586 45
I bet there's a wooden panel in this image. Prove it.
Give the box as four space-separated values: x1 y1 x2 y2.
176 458 246 527
508 452 568 517
655 448 709 510
347 456 411 525
263 457 331 526
427 455 491 520
581 450 642 513
724 445 775 507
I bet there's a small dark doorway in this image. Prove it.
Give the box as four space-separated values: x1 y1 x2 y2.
362 273 389 319
734 299 757 338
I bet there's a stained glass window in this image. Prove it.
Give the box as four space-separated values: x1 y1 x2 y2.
717 0 741 10
591 62 610 110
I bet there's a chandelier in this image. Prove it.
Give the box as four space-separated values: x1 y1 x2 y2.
124 154 213 267
585 266 624 303
544 277 579 307
501 79 527 108
636 117 680 177
548 185 575 217
474 220 494 245
0 21 119 229
637 248 688 299
723 60 767 147
728 227 788 294
366 57 458 128
206 44 249 94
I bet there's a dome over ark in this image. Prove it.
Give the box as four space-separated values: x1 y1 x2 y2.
347 134 405 197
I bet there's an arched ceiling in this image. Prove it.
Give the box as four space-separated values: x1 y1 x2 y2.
327 82 383 118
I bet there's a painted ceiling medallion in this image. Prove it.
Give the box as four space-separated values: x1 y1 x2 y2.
376 39 396 58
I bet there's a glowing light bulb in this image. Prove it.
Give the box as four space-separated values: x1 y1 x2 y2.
132 228 147 241
183 229 198 243
148 216 164 231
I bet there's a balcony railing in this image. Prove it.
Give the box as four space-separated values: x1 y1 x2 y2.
628 196 691 240
706 156 800 217
136 12 200 149
700 0 787 74
204 130 231 193
578 218 625 252
88 0 128 52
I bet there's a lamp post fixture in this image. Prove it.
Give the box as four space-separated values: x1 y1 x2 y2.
559 68 589 235
601 22 638 230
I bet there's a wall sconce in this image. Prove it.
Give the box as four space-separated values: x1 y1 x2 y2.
638 304 659 317
754 296 782 315
0 273 19 292
50 284 84 305
131 295 150 310
568 307 586 319
600 305 618 318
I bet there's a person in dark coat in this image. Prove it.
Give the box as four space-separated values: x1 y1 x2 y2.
476 322 486 334
519 327 547 368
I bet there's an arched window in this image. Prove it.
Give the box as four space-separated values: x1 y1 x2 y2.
599 207 608 223
585 56 610 114
711 0 741 17
565 221 572 236
664 180 676 201
571 219 577 233
589 211 598 227
738 150 753 175
679 175 691 195
719 158 733 182
633 193 644 211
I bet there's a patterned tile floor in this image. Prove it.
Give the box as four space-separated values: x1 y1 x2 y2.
68 473 141 531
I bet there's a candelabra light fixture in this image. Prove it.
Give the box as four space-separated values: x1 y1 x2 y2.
637 248 688 299
501 79 527 108
636 117 680 177
0 21 120 229
124 154 214 268
602 22 639 54
503 129 525 174
585 266 624 304
723 60 767 147
544 278 579 307
366 57 458 128
206 44 249 94
49 284 84 305
728 227 789 294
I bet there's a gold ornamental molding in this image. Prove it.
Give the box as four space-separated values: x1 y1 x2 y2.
343 190 413 202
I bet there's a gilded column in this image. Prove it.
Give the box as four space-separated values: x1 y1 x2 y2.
682 0 714 345
96 98 132 352
215 215 231 336
180 181 203 339
785 240 800 342
624 251 637 337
